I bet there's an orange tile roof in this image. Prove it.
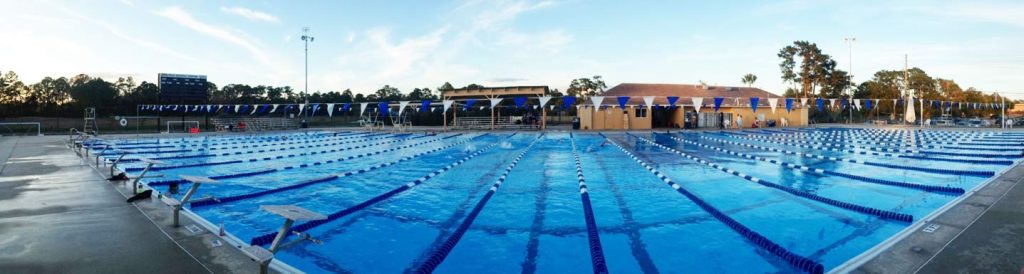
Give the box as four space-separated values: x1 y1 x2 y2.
593 83 782 107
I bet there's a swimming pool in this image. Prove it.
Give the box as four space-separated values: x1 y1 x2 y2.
91 128 1020 273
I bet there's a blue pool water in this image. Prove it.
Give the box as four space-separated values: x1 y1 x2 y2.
91 128 1021 273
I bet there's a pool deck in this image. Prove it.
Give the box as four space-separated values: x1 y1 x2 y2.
3 127 1024 273
846 160 1024 273
0 136 263 273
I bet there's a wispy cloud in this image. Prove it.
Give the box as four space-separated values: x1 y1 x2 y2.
341 27 449 80
219 7 280 23
321 1 561 92
155 6 274 66
50 3 196 62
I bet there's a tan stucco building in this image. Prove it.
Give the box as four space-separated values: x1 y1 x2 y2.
577 83 809 130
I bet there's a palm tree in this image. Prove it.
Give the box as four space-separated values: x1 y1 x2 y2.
742 73 758 87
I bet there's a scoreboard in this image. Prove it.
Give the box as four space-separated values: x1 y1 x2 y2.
159 73 208 101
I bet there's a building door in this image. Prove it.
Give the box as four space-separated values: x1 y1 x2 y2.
651 107 675 128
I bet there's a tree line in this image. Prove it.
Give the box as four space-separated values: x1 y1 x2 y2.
772 40 1011 121
0 69 606 118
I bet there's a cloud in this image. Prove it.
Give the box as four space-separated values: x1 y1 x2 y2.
496 29 573 55
465 0 555 31
317 0 563 93
341 27 449 80
47 3 197 62
220 7 280 23
155 6 274 66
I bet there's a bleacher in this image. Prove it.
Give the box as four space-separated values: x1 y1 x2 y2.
453 116 538 130
211 117 299 131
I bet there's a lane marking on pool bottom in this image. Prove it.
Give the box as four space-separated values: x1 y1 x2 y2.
94 131 362 149
711 132 1014 165
696 133 996 176
659 133 967 194
98 131 372 156
630 133 913 222
413 134 544 274
127 134 423 172
603 135 824 274
149 133 466 187
109 131 373 155
186 133 485 207
117 132 397 163
248 133 519 247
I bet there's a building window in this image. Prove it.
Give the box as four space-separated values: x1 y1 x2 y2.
635 108 648 118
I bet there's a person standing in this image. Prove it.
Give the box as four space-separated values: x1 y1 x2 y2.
736 115 744 129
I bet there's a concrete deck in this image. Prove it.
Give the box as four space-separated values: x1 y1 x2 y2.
0 136 262 273
848 159 1024 273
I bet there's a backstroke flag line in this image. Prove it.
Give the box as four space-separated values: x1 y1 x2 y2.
538 96 552 108
443 100 454 112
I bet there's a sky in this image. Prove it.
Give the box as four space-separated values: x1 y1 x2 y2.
1 0 1023 98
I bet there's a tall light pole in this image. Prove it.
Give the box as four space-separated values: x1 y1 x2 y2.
844 37 856 124
998 92 1006 128
301 27 314 118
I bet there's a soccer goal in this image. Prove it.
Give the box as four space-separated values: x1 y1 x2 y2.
166 121 200 133
0 122 44 136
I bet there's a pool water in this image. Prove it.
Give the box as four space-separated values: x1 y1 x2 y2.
93 128 1020 273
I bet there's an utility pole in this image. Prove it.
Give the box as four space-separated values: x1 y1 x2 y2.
301 27 314 118
844 37 855 124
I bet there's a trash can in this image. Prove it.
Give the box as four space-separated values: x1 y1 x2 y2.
572 117 580 130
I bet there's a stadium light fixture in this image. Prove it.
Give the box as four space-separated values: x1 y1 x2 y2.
301 27 314 117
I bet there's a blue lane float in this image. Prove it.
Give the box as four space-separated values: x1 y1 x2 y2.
693 134 994 177
631 133 914 222
713 132 1014 165
125 134 425 172
249 133 518 247
664 134 967 194
152 133 471 189
722 132 915 156
91 131 355 151
737 132 1024 158
413 135 544 274
119 133 403 162
605 136 824 274
107 132 386 158
98 130 368 153
898 155 1014 165
571 134 609 273
188 133 485 208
